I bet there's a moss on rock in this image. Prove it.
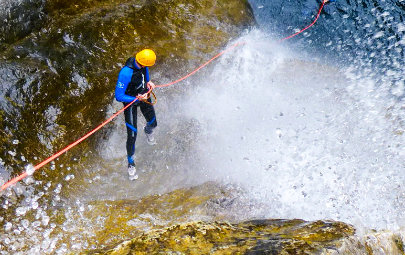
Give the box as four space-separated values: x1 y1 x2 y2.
104 219 355 254
41 182 234 252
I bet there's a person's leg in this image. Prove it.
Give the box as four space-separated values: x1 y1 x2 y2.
140 100 157 144
124 104 138 166
140 100 157 133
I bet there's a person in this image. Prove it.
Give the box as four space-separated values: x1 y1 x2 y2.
115 49 158 180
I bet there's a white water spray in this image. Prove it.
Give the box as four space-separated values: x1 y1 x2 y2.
182 30 405 230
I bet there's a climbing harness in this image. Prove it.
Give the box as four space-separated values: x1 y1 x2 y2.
1 0 329 191
140 91 157 106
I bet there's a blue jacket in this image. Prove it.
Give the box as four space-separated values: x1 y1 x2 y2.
115 57 150 103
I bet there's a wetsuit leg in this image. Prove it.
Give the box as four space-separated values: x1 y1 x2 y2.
140 99 157 134
124 103 138 164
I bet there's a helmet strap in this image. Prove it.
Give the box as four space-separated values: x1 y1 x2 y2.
135 59 143 69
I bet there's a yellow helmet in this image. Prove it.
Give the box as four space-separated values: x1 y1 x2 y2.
135 49 156 67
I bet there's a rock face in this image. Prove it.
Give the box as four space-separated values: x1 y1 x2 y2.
41 182 355 254
0 0 254 175
2 179 405 254
105 219 355 254
59 181 404 254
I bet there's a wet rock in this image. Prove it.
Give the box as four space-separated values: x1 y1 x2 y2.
0 0 47 50
26 181 350 253
104 219 355 254
2 180 405 254
41 182 235 253
336 230 405 255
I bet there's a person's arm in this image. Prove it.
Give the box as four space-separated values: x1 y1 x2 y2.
115 68 137 103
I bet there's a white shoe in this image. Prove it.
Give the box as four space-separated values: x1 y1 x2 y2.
145 132 156 145
129 174 139 181
128 165 137 177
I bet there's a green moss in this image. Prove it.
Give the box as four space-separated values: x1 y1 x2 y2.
0 109 3 122
38 182 230 253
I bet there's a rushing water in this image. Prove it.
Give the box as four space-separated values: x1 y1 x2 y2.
181 29 405 230
237 0 405 229
0 0 404 253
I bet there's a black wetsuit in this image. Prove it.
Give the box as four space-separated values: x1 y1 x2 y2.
115 57 157 165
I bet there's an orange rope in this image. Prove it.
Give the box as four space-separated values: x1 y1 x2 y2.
155 42 246 88
280 0 326 42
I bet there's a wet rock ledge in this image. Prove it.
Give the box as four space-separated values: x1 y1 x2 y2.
103 219 355 254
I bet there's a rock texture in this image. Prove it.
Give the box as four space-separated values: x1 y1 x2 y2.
104 219 355 254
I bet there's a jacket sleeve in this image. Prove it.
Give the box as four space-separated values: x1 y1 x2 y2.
115 68 137 103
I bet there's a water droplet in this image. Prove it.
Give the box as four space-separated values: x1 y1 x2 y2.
65 174 75 181
4 222 12 231
32 201 39 210
16 207 27 216
21 219 29 229
7 151 16 157
23 176 34 185
25 164 35 176
32 221 41 228
42 216 50 226
276 128 282 137
54 184 62 194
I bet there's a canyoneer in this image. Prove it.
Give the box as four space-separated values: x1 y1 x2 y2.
115 49 157 180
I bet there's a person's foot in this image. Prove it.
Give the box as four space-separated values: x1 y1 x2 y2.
144 128 156 145
128 163 138 180
129 174 138 181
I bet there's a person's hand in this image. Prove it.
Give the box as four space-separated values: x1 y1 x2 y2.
138 93 148 100
147 81 156 90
